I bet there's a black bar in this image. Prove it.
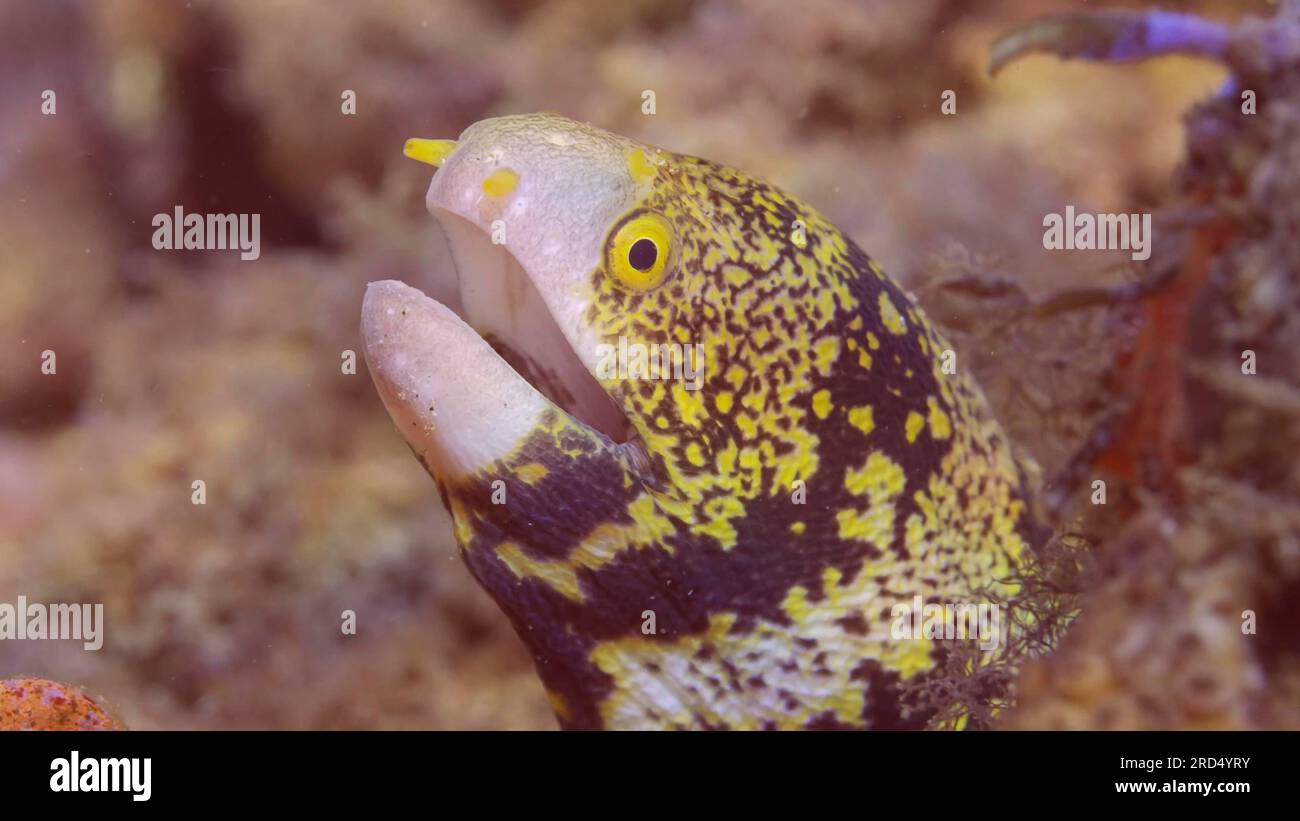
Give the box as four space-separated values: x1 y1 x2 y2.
0 730 1282 808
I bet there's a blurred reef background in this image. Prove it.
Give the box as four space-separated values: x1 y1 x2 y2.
0 0 1292 729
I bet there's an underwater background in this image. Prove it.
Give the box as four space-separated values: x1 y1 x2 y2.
1 0 1291 729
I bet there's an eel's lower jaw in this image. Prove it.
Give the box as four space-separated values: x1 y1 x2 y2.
359 280 569 479
362 280 544 479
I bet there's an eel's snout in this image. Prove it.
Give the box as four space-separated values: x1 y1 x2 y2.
361 279 553 479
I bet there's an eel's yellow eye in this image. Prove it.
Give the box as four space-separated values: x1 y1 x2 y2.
606 211 673 291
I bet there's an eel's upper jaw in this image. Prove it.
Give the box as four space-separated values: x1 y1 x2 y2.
361 280 560 479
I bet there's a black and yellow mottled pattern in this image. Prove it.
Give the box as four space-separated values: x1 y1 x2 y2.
431 140 1041 729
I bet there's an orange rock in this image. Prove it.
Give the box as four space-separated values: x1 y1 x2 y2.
0 678 125 731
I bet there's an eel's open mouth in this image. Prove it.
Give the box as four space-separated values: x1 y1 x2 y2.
427 206 633 443
361 206 634 479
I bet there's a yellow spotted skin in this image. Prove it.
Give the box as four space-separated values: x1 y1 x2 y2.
433 129 1042 730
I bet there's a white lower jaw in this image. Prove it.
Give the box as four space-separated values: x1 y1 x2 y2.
360 279 553 478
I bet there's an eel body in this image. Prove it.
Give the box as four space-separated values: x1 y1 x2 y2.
362 113 1041 729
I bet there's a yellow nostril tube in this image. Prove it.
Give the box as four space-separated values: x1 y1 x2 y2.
403 138 458 167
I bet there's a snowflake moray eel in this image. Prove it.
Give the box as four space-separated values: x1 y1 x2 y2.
361 113 1043 729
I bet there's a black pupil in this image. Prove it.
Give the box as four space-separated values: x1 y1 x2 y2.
628 238 658 272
